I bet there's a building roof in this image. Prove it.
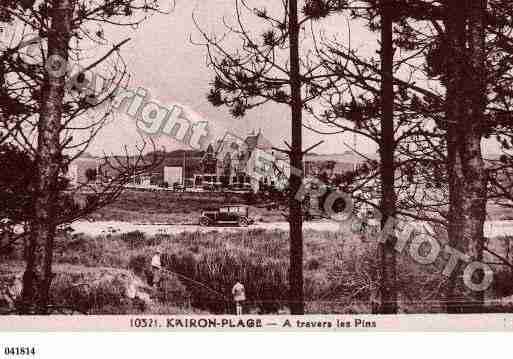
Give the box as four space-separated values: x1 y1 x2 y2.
244 131 273 152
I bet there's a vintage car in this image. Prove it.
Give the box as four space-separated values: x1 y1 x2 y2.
172 182 185 192
199 205 254 227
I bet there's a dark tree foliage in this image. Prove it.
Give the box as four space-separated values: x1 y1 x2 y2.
0 0 168 313
0 143 36 223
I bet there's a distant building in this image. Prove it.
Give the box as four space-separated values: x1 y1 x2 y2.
163 166 183 186
68 138 370 192
194 130 290 192
304 151 368 178
67 155 99 185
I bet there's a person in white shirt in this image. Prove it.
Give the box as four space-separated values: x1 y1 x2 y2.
151 249 162 289
231 281 246 315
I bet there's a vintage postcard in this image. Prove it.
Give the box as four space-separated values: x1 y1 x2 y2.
1 0 513 333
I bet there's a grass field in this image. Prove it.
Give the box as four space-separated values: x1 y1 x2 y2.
86 188 513 224
3 223 512 314
84 189 285 224
2 189 513 314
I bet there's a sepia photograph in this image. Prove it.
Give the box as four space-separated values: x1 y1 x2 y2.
0 0 513 331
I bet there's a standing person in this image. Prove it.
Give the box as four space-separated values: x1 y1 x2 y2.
232 281 246 315
151 249 162 290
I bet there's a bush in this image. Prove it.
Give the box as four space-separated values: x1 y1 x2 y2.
0 233 23 260
155 273 191 306
490 268 513 298
306 258 320 271
128 254 148 278
54 234 128 268
120 231 146 250
50 271 143 315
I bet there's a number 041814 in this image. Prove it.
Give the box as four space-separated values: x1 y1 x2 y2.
3 347 36 356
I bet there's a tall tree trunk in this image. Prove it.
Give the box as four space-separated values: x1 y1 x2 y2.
21 0 73 314
0 55 5 142
288 0 305 315
377 0 398 314
444 0 488 313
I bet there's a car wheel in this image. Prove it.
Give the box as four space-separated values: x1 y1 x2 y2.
199 217 210 226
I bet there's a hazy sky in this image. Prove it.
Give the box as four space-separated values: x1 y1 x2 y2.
83 0 499 157
84 0 381 156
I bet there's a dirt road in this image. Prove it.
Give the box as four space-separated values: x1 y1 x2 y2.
68 219 513 238
68 220 344 237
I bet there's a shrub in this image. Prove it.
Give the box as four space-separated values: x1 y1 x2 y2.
490 268 513 298
50 271 143 315
155 273 191 306
54 234 128 268
306 258 320 271
120 231 146 250
0 233 23 261
128 254 148 278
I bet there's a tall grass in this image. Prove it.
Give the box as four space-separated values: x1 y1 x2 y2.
163 247 288 313
50 228 449 313
4 227 512 314
50 270 138 314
